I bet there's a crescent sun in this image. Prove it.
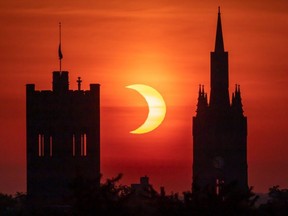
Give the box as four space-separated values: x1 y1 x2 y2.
126 84 166 134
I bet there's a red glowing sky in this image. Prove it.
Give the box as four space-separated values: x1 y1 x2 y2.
1 0 288 194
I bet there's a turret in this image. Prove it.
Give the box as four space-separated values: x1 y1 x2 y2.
196 84 208 115
231 84 244 115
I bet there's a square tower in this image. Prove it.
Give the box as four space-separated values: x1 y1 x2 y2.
26 71 100 205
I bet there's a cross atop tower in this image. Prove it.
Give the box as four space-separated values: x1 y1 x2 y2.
77 77 82 91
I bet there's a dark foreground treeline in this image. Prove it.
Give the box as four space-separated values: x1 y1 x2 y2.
1 175 288 216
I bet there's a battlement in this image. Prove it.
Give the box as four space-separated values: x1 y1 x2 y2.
26 71 100 95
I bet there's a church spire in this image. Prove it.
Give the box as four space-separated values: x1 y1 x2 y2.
209 7 230 110
215 7 224 52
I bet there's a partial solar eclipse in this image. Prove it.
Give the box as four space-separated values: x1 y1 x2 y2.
126 84 166 134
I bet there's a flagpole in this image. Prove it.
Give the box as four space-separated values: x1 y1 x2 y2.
59 22 62 72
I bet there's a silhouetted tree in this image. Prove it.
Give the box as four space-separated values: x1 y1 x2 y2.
0 192 28 216
6 179 288 216
0 193 16 215
258 185 288 216
70 173 133 216
182 182 259 216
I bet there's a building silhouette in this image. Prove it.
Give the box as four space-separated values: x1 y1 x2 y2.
131 176 151 195
26 71 100 204
192 8 248 193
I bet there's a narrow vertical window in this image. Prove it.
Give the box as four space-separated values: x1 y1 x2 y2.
216 179 224 196
49 136 53 157
80 133 87 157
216 179 219 195
38 134 44 157
83 133 87 156
41 135 44 156
38 134 41 157
81 134 83 156
72 134 76 156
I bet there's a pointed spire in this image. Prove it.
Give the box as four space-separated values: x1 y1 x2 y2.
215 7 224 52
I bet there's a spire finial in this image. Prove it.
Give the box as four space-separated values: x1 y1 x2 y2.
59 22 61 42
214 8 224 52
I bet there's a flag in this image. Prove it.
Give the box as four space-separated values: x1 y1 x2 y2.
58 44 63 60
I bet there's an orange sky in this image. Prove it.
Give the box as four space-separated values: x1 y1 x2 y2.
0 0 288 194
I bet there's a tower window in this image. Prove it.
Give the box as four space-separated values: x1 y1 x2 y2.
216 179 220 195
81 133 87 156
72 134 76 156
38 134 44 157
216 179 224 195
84 133 87 156
49 136 53 157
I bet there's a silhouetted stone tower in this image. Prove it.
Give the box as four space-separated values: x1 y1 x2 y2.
192 8 248 193
26 71 100 204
